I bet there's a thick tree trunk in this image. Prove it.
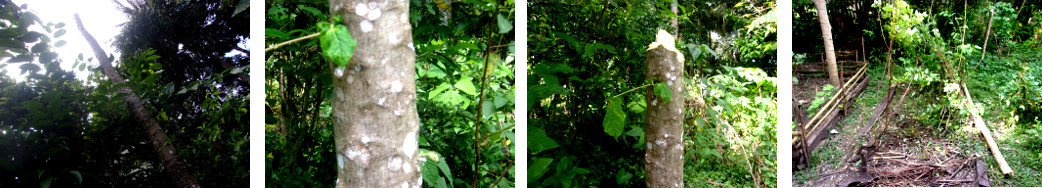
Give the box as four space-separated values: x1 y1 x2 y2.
75 14 201 188
644 30 685 188
328 0 422 187
812 0 841 87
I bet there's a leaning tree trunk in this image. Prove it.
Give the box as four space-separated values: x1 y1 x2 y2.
329 0 422 187
812 0 841 87
75 14 201 188
644 30 685 188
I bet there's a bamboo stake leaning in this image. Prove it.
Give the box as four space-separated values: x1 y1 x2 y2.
960 83 1014 176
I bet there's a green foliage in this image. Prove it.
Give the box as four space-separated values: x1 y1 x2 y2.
686 66 777 187
319 21 357 67
1 1 249 186
877 0 927 48
807 84 834 117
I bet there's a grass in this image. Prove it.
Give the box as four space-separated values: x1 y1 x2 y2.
987 121 1042 186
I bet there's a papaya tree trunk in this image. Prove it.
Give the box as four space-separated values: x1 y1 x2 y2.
75 14 201 188
644 30 685 188
328 0 422 187
812 0 841 86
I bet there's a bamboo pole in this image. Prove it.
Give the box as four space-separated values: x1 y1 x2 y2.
805 64 869 131
961 83 1014 176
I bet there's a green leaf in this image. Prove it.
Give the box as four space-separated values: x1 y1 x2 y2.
232 0 250 16
421 161 439 186
616 171 633 184
481 101 495 118
40 176 52 188
30 42 47 53
320 24 357 67
436 159 454 186
53 29 65 38
603 97 626 139
0 38 24 50
230 67 245 74
19 63 40 74
41 92 60 103
528 157 553 182
17 31 43 43
69 170 81 184
454 76 478 96
53 40 66 47
654 82 671 104
624 126 644 137
435 178 448 188
493 95 508 108
428 82 452 100
8 55 32 63
528 126 559 154
496 14 513 34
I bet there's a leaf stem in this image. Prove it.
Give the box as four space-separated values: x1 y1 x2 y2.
610 83 654 99
264 32 321 52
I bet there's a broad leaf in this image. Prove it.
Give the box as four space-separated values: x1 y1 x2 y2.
436 159 453 186
496 14 512 33
654 82 671 104
454 76 478 96
528 126 559 154
602 97 626 139
528 157 554 182
319 24 357 67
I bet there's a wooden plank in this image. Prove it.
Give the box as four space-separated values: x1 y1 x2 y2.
961 83 1015 176
858 86 895 136
808 106 842 150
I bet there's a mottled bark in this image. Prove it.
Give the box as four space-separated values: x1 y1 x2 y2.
812 0 840 87
328 0 422 187
75 14 200 188
644 30 684 188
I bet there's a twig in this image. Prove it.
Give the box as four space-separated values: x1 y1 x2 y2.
704 178 726 186
478 125 516 146
474 3 506 186
721 119 761 188
980 9 994 62
609 83 653 99
265 32 321 52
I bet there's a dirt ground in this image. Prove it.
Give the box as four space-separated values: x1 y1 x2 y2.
793 68 995 187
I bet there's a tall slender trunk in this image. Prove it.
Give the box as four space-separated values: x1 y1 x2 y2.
75 14 201 188
812 0 841 86
644 30 685 188
328 0 422 187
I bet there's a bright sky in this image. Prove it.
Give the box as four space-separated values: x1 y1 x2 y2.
5 0 128 83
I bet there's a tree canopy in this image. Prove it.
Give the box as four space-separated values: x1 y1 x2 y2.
0 0 249 187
